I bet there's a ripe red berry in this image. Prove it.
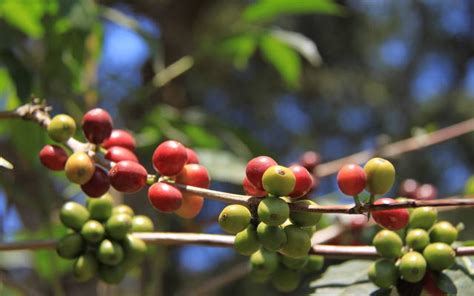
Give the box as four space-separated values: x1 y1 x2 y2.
299 151 321 172
336 164 367 196
288 165 314 199
372 198 410 231
102 129 136 151
105 146 138 163
152 140 187 176
82 108 113 144
185 148 199 164
416 184 437 200
148 182 183 212
399 179 419 199
245 156 277 191
81 167 110 197
175 164 210 188
108 161 147 193
242 177 266 196
422 271 446 296
39 145 68 171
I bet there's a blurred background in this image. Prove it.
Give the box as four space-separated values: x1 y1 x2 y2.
1 0 474 295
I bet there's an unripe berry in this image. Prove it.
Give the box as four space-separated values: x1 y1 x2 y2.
131 215 154 232
289 199 322 227
256 222 287 251
105 213 132 240
416 184 437 200
372 230 403 258
102 129 136 151
372 198 409 230
148 182 183 212
234 224 261 255
60 201 90 230
250 249 279 275
299 151 321 172
262 165 296 196
409 207 438 230
399 251 427 283
429 221 458 245
47 114 76 143
280 225 311 259
57 233 85 259
218 204 251 234
175 164 210 188
99 264 127 284
242 177 266 196
281 255 308 270
105 146 138 163
81 167 110 197
406 229 430 251
152 140 187 176
112 205 134 216
175 193 204 219
399 179 419 199
108 160 147 193
336 164 367 196
65 152 95 185
368 259 398 288
257 196 289 226
185 148 199 164
271 267 301 292
364 157 395 195
80 220 105 243
82 108 113 144
121 234 147 270
39 145 68 171
245 156 277 191
73 254 98 282
288 165 314 198
97 239 124 266
87 194 113 222
423 243 455 271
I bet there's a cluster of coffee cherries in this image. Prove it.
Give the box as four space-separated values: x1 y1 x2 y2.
56 194 154 284
219 156 324 292
399 179 438 200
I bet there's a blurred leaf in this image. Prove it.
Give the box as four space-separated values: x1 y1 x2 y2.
0 51 32 100
270 29 322 66
260 34 301 88
243 0 344 23
438 263 474 295
196 148 246 184
218 34 258 69
182 124 222 149
464 176 474 195
0 156 14 169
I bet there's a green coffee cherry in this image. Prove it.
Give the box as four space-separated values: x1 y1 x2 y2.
262 165 296 196
112 205 134 216
105 213 132 240
73 254 98 282
257 196 289 226
368 259 398 288
429 221 458 245
409 207 437 230
47 114 76 143
423 243 455 271
271 267 300 292
131 215 154 232
57 233 85 259
234 225 261 256
406 229 430 251
399 251 427 283
304 255 325 273
302 225 317 237
121 234 147 270
99 264 127 284
60 201 89 231
218 204 251 234
97 239 124 266
289 199 322 227
363 158 395 195
280 225 311 259
281 255 308 270
373 230 403 259
80 220 105 243
256 222 287 252
249 267 271 283
250 249 279 275
87 194 113 222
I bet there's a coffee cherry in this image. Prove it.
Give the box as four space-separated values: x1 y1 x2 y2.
399 251 427 283
304 255 325 273
48 114 76 143
302 225 317 237
112 205 134 217
245 156 278 191
218 204 251 234
281 255 308 270
82 108 113 144
373 230 402 258
185 148 199 164
99 263 127 284
121 234 147 270
148 182 183 212
423 243 455 271
409 207 438 230
105 146 138 163
257 196 290 226
250 249 279 275
152 140 187 176
288 165 314 198
65 152 95 184
234 224 261 255
406 229 430 251
73 253 98 282
105 213 132 240
271 267 300 292
102 129 136 151
175 164 210 188
60 202 90 230
81 167 110 197
249 266 271 283
175 193 204 219
39 145 68 171
416 184 437 200
336 164 367 196
242 177 266 196
429 221 458 245
256 222 287 252
368 259 398 288
109 160 147 193
97 239 124 266
364 158 395 195
372 198 409 230
80 220 105 243
399 179 419 199
280 225 311 259
262 165 296 196
289 199 322 227
422 271 446 296
131 215 154 232
87 194 113 222
299 151 321 172
57 233 85 259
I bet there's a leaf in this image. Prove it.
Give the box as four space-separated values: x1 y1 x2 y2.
270 29 322 66
438 263 474 295
182 124 222 149
463 175 474 196
218 34 258 69
196 149 246 184
259 34 301 88
243 0 344 23
0 156 14 169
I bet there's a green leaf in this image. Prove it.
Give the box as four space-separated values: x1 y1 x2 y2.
182 124 222 149
270 29 322 66
218 34 258 69
0 156 14 169
196 148 246 184
260 34 301 88
439 263 474 295
243 0 344 23
464 176 474 196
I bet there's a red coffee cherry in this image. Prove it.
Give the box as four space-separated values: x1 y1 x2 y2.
422 271 446 296
242 177 266 196
399 179 419 199
288 165 314 199
185 148 199 164
245 156 278 191
152 140 187 176
81 167 110 197
148 182 183 212
175 193 204 219
39 145 68 171
299 151 321 172
175 164 210 188
372 198 409 230
416 184 437 200
82 108 113 144
102 129 136 151
108 161 147 193
105 146 138 163
336 164 367 196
